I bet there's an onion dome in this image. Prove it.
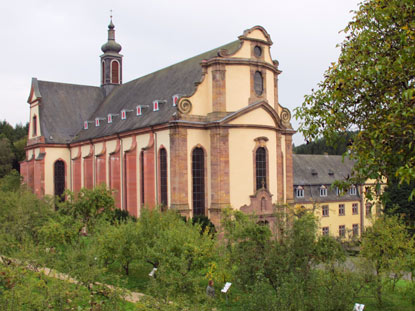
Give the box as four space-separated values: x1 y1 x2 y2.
101 19 122 54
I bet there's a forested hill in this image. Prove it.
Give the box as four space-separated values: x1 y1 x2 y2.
293 132 356 155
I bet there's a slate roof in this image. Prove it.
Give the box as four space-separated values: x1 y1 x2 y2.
37 81 104 144
293 154 355 186
293 154 359 203
34 39 241 144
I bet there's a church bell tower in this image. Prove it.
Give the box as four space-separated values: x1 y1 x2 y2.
101 15 123 95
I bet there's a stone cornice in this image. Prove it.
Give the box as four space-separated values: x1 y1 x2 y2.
201 58 281 74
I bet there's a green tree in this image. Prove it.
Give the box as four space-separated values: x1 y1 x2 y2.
136 209 216 305
294 132 355 155
98 220 139 275
58 186 116 233
221 208 357 311
360 215 414 306
383 179 415 232
295 0 415 197
0 138 15 178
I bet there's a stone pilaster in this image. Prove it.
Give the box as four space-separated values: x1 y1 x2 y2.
170 126 189 216
212 64 226 112
285 134 294 203
276 132 284 202
209 127 230 227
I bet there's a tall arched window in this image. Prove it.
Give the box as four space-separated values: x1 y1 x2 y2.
254 71 263 95
140 151 145 205
192 147 205 216
159 148 168 206
256 147 267 190
111 60 119 84
32 115 37 137
54 160 65 200
102 61 105 85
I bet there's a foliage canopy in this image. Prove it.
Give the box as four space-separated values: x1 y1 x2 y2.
295 0 415 196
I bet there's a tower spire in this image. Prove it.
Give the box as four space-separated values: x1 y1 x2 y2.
100 12 123 94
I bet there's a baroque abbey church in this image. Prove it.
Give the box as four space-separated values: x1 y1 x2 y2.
20 20 297 227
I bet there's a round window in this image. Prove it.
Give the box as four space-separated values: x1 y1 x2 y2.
254 46 262 57
254 71 263 95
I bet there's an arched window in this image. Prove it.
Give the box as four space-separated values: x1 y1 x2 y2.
192 147 205 216
159 148 168 206
140 151 145 205
54 160 65 201
254 71 263 95
256 147 267 190
32 115 37 137
111 60 119 84
102 61 105 85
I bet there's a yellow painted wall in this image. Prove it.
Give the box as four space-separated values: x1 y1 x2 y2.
187 129 211 215
29 105 41 139
135 133 150 214
228 128 277 209
232 40 251 59
265 70 275 106
226 66 250 111
156 130 171 207
281 135 287 202
44 147 71 196
185 67 212 116
228 106 276 127
247 29 268 42
105 139 118 186
264 46 273 64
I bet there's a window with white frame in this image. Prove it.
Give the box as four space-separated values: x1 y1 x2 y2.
352 203 358 215
339 225 346 237
320 185 327 197
349 185 357 195
296 186 304 198
322 205 329 217
339 204 345 216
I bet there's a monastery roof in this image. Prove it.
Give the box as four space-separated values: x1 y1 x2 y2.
36 80 104 144
293 154 355 186
33 40 241 144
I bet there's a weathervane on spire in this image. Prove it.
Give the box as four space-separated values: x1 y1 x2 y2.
110 9 113 21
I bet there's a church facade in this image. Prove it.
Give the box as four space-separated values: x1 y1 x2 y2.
20 22 295 227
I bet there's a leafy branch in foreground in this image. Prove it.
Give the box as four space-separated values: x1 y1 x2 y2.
294 0 415 198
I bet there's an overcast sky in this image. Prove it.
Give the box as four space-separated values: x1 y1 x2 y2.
1 0 361 145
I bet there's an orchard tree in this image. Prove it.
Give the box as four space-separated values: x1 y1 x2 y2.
295 0 415 197
360 215 414 305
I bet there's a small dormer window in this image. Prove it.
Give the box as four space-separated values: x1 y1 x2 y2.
336 187 340 196
95 118 100 127
320 185 327 197
296 186 304 198
108 114 112 123
137 106 142 116
153 100 159 111
32 115 37 136
349 185 357 196
84 121 89 130
121 110 126 120
172 94 179 107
